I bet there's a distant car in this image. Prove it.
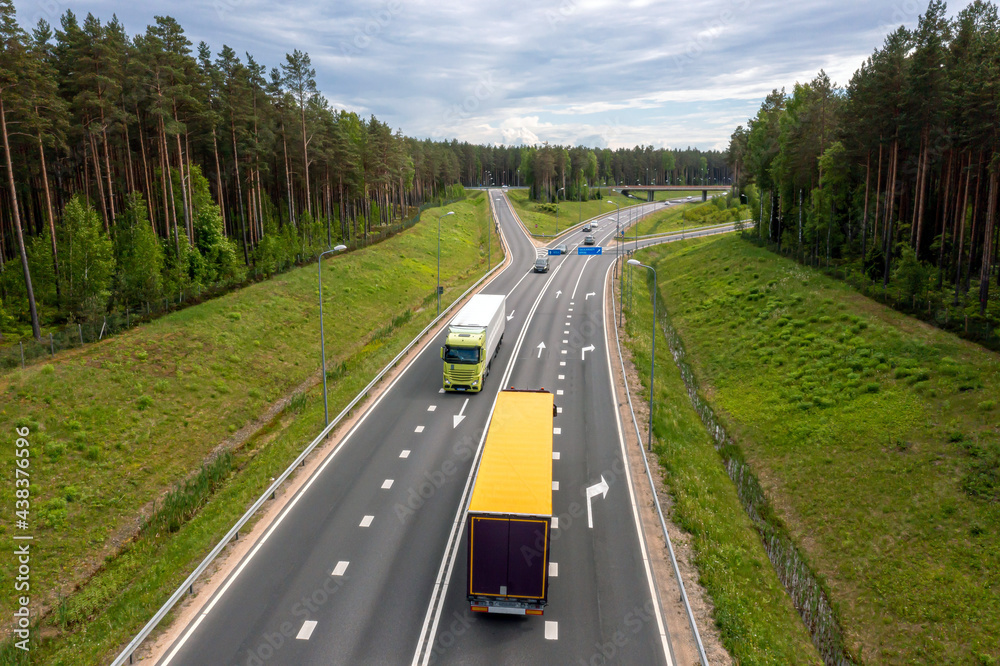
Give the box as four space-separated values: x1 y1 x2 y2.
582 223 593 232
534 256 550 273
583 235 596 245
555 243 568 255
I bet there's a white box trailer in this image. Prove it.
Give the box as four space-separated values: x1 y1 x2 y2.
441 294 506 392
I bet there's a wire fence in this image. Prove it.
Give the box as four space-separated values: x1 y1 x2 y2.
646 273 856 666
0 197 464 374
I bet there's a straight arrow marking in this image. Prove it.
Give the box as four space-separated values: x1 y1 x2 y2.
555 290 562 298
585 475 610 529
453 398 469 428
536 341 546 358
506 310 515 321
582 344 595 360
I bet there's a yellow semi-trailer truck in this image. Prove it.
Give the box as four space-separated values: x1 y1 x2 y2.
467 388 554 615
441 293 505 392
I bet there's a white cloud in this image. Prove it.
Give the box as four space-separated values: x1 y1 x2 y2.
16 0 962 149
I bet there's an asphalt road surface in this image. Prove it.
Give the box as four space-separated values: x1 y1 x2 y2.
156 192 729 666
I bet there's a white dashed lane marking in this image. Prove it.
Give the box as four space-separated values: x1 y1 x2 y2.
360 515 374 527
551 517 559 528
296 621 318 640
553 452 560 460
427 405 437 412
332 561 349 576
549 562 558 577
553 427 561 435
382 479 394 489
400 450 410 458
557 390 564 395
545 621 558 640
552 481 559 490
415 426 425 433
558 374 565 380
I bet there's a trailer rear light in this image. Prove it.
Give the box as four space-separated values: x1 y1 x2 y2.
525 609 544 616
471 606 489 613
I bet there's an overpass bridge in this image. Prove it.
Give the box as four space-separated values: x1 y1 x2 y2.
612 184 730 202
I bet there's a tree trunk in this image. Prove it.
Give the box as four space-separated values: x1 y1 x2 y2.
1 95 41 340
883 139 899 288
136 106 156 231
37 130 60 304
100 111 116 224
978 168 997 315
300 103 311 217
89 130 110 232
861 153 871 264
914 127 931 256
230 118 249 265
212 127 226 234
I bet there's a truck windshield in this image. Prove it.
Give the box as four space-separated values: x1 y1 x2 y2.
444 346 480 364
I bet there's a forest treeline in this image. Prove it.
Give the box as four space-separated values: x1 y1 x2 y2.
728 0 999 323
0 0 728 343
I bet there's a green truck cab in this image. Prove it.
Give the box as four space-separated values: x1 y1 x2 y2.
441 294 506 393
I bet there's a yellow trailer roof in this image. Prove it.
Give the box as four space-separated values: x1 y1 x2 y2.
468 390 554 517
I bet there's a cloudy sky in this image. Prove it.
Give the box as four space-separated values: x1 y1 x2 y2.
17 0 954 150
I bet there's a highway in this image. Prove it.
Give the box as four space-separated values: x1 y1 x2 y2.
155 191 709 666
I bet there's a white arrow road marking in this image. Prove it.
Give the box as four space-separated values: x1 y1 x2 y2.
506 310 515 321
536 342 546 358
582 344 595 360
586 475 610 529
453 398 469 428
585 292 595 299
555 290 562 298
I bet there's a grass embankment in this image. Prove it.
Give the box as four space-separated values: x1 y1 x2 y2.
505 188 634 236
629 197 750 237
0 193 501 664
634 234 1000 664
621 262 821 663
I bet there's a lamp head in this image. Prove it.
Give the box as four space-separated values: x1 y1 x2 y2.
627 259 641 266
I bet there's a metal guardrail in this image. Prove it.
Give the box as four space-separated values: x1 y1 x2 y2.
112 211 511 666
614 219 751 242
610 239 711 665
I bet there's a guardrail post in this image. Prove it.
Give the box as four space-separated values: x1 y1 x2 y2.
49 333 54 356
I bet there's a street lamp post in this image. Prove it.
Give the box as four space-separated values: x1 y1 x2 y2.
555 187 565 234
319 244 348 425
605 199 620 238
628 259 657 452
437 210 455 316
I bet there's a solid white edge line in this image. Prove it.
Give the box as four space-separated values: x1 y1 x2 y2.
412 192 567 666
600 260 674 666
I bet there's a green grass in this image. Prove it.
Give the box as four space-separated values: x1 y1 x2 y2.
633 234 1000 664
621 262 821 664
0 193 502 663
505 188 636 236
